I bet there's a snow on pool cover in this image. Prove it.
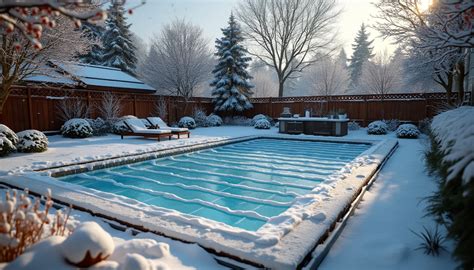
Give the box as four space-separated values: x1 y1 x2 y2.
59 138 371 231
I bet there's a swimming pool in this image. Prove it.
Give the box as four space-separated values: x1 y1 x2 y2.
59 138 371 231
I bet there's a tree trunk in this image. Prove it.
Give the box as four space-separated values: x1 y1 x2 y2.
0 83 12 115
278 81 284 97
445 73 454 106
455 61 465 104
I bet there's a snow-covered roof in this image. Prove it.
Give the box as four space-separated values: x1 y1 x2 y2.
24 61 155 92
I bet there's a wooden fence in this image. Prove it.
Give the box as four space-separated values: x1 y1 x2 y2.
0 86 465 132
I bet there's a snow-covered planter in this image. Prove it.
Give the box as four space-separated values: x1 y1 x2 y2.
0 124 19 145
86 118 110 136
367 120 388 135
396 124 420 139
112 115 138 134
61 222 115 267
254 118 271 129
251 114 272 126
205 114 223 127
0 135 16 157
178 117 196 129
16 130 48 153
348 121 360 131
61 119 93 138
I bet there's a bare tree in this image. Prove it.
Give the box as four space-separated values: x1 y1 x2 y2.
57 97 90 122
359 51 403 97
141 19 213 111
96 91 123 123
0 16 90 114
237 0 340 97
154 96 168 120
251 66 279 97
308 56 350 97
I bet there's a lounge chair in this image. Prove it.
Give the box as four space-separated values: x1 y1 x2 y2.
146 117 190 139
121 118 173 141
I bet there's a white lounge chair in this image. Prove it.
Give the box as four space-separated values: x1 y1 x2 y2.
146 117 190 139
121 118 173 141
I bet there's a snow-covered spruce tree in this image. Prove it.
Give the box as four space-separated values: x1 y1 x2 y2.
79 21 104 65
211 14 253 112
100 3 137 75
349 23 374 88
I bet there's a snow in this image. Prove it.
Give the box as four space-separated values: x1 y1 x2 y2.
395 124 420 138
61 118 93 138
254 119 271 129
178 117 197 129
367 120 389 135
0 126 459 269
16 130 49 153
431 106 474 184
0 124 18 145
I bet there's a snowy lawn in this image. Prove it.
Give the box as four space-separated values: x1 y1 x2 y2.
0 126 457 269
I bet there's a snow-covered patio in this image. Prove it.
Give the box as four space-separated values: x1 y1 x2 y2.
0 126 456 269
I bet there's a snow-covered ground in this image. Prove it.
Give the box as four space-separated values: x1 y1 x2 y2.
0 126 457 269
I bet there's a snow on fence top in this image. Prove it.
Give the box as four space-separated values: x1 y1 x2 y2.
431 106 474 184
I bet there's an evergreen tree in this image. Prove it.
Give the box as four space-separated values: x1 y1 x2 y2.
349 24 374 87
211 14 253 112
100 3 137 75
79 22 104 65
337 48 348 69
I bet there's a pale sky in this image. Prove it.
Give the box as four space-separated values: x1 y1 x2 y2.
128 0 395 57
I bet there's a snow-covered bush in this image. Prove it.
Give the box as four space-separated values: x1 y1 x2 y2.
193 107 208 127
16 130 48 153
223 116 252 126
0 189 71 262
396 124 420 139
254 118 271 129
0 135 16 157
425 106 474 269
384 119 400 132
348 121 361 131
205 114 223 127
178 117 196 129
112 115 138 134
61 222 115 267
418 118 431 134
86 118 110 136
61 118 93 138
367 120 388 135
251 114 273 126
0 124 19 145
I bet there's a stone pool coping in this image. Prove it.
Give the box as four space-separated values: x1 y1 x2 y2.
0 135 398 270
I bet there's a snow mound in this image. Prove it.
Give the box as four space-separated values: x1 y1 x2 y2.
61 118 94 138
251 114 272 126
112 116 138 134
178 117 196 129
205 114 223 127
16 130 49 153
0 124 19 144
61 222 115 267
431 106 474 184
0 135 16 157
254 118 271 129
367 121 388 135
396 124 420 139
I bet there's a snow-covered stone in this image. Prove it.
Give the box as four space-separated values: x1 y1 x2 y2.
178 117 196 129
396 124 420 139
205 114 223 127
61 222 115 267
367 121 388 135
254 119 271 129
61 119 94 138
16 130 49 153
431 106 474 184
0 124 19 145
0 135 16 157
112 116 138 134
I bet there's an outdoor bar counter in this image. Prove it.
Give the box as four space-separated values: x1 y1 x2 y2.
278 117 349 136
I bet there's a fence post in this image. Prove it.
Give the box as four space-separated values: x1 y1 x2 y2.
269 97 273 118
27 88 34 129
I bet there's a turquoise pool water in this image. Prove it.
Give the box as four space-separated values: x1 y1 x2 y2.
59 139 371 231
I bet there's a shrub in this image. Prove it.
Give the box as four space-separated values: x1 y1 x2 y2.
223 116 252 126
205 114 223 127
192 108 208 127
0 135 16 157
112 115 138 134
418 118 431 134
348 121 361 131
367 120 388 135
254 119 271 129
383 119 400 132
0 124 19 145
61 119 93 138
16 130 48 153
86 118 110 136
396 124 420 139
178 117 196 129
251 114 273 126
410 226 446 256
